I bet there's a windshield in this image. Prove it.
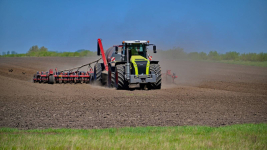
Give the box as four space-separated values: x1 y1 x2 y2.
125 44 146 58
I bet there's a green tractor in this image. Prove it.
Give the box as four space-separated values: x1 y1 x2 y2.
94 39 161 90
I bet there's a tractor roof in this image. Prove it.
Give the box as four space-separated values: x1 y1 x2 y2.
123 40 149 44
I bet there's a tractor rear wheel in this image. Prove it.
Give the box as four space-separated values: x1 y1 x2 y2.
111 72 115 88
149 64 161 89
115 64 128 90
107 66 115 88
108 66 112 87
94 63 102 85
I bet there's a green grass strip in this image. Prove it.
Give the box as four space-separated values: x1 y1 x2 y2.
0 123 266 149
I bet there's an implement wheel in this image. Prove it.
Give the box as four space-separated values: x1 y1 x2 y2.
149 64 161 89
48 75 55 84
114 64 128 90
59 77 62 84
33 74 36 83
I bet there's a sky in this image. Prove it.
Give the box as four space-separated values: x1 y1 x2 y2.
0 0 266 54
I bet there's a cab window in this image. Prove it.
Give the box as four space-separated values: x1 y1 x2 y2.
126 44 146 58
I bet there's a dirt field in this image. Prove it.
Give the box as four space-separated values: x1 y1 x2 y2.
0 57 266 129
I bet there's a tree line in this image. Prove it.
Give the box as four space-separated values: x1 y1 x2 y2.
1 45 95 57
157 47 267 62
1 45 267 62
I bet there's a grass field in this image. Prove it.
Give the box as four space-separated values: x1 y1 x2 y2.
0 124 266 149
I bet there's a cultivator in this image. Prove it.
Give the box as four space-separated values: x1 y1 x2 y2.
33 69 93 84
33 59 100 84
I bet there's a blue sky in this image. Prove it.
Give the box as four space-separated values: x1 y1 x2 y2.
0 0 266 54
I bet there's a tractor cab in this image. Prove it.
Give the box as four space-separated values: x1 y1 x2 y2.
122 40 148 61
121 40 155 76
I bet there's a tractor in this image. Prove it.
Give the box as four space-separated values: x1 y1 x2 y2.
94 39 161 90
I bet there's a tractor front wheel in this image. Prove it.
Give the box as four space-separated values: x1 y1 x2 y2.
108 66 112 88
149 64 161 89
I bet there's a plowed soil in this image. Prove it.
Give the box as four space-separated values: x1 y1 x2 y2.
0 57 266 129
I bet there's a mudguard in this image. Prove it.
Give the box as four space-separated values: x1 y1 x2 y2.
150 61 159 64
115 61 126 66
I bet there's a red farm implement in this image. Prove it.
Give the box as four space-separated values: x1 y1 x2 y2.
162 70 178 83
33 59 99 84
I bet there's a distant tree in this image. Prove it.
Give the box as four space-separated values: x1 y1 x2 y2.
208 51 220 60
11 51 17 55
39 46 48 52
28 45 39 53
2 52 6 56
188 52 200 60
222 51 240 60
240 53 258 61
199 52 208 60
163 47 186 59
257 52 267 61
7 51 10 55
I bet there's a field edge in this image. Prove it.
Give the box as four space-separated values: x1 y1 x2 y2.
1 123 266 149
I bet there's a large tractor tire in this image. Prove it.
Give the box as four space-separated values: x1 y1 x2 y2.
108 66 112 87
111 72 115 87
94 63 102 85
48 75 55 84
149 64 161 89
108 66 115 88
115 64 128 90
